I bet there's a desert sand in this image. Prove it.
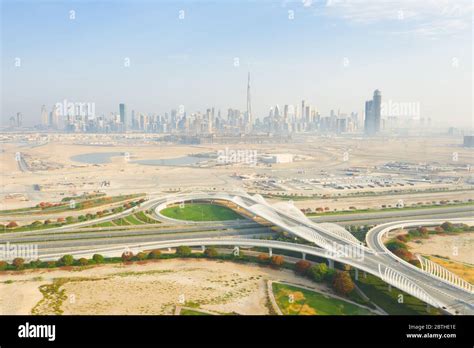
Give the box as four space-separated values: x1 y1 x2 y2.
407 233 474 265
0 259 331 315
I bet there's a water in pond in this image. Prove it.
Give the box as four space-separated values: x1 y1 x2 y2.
71 152 125 164
71 152 203 166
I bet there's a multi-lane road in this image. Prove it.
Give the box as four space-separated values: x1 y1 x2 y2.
1 191 473 314
311 205 473 226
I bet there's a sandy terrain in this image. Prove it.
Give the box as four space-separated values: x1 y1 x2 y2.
407 233 474 265
0 259 330 315
1 136 472 211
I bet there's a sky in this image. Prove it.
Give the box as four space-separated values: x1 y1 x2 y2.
1 0 472 128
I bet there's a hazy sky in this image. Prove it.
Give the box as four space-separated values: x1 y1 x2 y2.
1 0 472 128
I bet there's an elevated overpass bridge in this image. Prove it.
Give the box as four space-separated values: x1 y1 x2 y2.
9 190 474 315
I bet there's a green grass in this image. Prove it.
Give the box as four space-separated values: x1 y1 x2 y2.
354 272 441 315
272 283 373 315
0 193 144 216
89 221 115 228
160 203 245 221
135 211 159 224
180 308 210 316
124 214 145 225
89 212 159 228
112 218 130 226
1 223 64 233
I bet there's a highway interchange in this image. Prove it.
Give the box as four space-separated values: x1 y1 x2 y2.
1 191 473 315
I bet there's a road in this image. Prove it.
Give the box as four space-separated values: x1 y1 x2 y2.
311 205 473 225
1 190 473 314
366 219 474 315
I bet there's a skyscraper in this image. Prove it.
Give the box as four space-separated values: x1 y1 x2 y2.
16 112 22 127
41 105 49 127
51 105 60 129
119 103 127 130
246 72 252 130
364 89 381 136
373 89 381 132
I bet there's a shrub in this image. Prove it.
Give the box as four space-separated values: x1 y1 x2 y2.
386 240 407 252
418 227 429 237
396 235 408 242
147 250 162 259
204 247 218 258
0 261 7 270
29 260 41 268
309 263 328 282
78 258 89 266
59 254 74 266
257 253 270 264
92 254 104 263
270 255 284 268
393 249 414 262
121 251 134 262
46 261 57 268
7 221 18 228
294 260 311 275
332 271 354 295
440 222 454 232
12 258 25 270
325 268 336 282
175 246 192 257
136 252 147 261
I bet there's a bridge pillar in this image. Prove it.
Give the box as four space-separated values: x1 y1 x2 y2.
388 284 392 292
364 271 367 279
302 253 306 260
354 268 359 281
201 245 205 252
328 259 334 269
426 303 430 313
269 248 273 257
167 248 172 252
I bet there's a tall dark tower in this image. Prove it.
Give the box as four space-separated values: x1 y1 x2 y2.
246 72 252 129
373 89 381 133
119 103 127 131
364 89 381 136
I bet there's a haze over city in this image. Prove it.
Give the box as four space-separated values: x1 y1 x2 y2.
1 1 474 344
1 0 472 128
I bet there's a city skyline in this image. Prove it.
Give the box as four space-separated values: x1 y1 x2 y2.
0 1 473 336
9 85 451 136
1 1 472 128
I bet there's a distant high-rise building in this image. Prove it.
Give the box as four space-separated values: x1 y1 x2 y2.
464 135 474 148
364 89 381 135
16 112 22 127
41 105 49 127
283 104 289 120
51 105 60 129
119 103 127 130
246 72 252 130
364 100 373 134
373 89 381 132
